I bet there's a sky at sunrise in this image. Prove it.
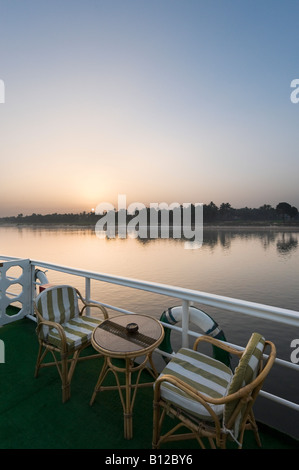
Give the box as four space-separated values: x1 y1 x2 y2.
1 0 299 216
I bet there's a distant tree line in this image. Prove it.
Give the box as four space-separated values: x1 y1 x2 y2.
203 201 299 223
0 201 298 225
0 211 97 225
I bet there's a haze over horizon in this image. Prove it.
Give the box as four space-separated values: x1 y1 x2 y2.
1 0 299 217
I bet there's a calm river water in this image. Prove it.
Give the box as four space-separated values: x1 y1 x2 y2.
1 225 299 437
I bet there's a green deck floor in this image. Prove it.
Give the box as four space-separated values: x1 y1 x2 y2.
0 318 298 451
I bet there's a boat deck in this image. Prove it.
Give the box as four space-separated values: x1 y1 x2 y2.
0 317 298 451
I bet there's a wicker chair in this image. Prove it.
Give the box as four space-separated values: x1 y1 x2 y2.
153 333 276 449
34 285 109 402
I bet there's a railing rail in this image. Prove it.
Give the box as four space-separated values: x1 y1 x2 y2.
23 257 299 326
1 254 299 413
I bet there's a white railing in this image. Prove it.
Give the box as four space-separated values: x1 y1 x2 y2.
1 254 299 413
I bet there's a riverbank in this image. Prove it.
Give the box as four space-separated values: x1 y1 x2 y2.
1 221 299 230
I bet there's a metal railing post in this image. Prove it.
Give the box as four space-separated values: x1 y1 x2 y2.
85 277 91 316
181 300 190 348
30 262 36 317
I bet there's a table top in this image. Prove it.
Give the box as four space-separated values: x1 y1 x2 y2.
92 314 164 358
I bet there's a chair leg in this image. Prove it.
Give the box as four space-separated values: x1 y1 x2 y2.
208 437 217 449
237 411 261 449
248 410 262 447
62 350 81 402
90 357 109 406
35 342 83 403
34 343 46 378
152 401 162 449
68 349 80 383
34 344 42 378
61 352 71 403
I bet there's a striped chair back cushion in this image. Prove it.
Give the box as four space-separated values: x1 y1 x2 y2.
36 286 79 340
224 332 265 437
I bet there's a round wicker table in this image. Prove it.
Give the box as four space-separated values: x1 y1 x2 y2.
90 314 164 440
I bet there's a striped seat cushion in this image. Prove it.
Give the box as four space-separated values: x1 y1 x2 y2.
158 348 233 421
48 315 102 350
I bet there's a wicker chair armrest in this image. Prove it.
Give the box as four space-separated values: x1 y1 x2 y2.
194 338 276 394
36 319 68 351
80 303 109 319
74 288 109 319
193 335 243 358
